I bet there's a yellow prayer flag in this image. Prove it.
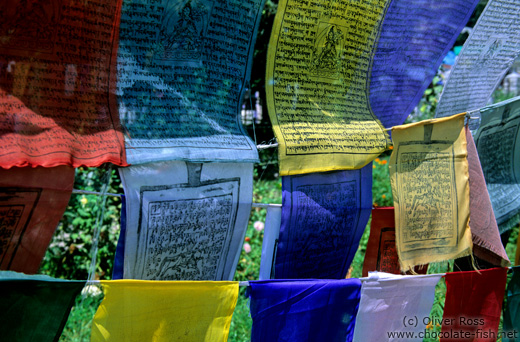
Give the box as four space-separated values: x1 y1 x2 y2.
389 113 472 271
90 280 238 342
266 0 391 176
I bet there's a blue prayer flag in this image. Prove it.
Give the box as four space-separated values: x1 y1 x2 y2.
275 165 372 279
249 279 362 342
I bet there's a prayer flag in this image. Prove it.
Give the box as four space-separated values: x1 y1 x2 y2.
362 207 428 277
91 280 238 342
352 272 441 342
266 0 391 175
441 268 508 342
274 165 372 279
389 113 472 271
466 126 509 266
112 195 126 280
266 0 479 175
0 271 85 342
118 0 263 164
0 165 74 273
474 96 520 233
436 0 520 118
249 279 361 342
259 206 282 280
0 0 127 168
370 0 479 128
119 161 253 280
503 267 520 342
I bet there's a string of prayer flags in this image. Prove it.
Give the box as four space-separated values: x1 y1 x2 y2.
503 267 520 341
259 206 281 280
465 127 510 267
0 166 74 273
119 0 263 165
248 279 361 342
435 0 520 118
352 272 441 342
440 268 508 342
266 0 391 176
274 165 372 279
0 271 85 342
119 161 253 280
91 280 238 342
474 96 520 233
389 113 472 271
0 0 127 168
362 207 428 277
369 0 479 128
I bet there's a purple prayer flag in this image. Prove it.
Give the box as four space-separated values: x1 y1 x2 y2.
369 0 479 128
249 279 361 342
275 165 372 279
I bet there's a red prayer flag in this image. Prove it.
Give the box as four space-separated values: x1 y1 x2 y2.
441 267 508 342
0 165 74 273
362 207 427 277
0 0 127 168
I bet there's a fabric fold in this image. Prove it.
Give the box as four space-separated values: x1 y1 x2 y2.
466 126 510 267
259 206 282 280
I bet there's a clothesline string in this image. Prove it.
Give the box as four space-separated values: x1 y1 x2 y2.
71 189 282 208
84 269 513 288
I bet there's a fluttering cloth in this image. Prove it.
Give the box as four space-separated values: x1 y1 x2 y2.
275 165 372 279
474 96 520 233
362 207 428 276
119 161 253 280
389 113 472 271
91 280 238 342
249 279 361 342
352 272 441 342
465 127 509 266
118 0 262 164
369 0 479 128
0 0 127 168
266 0 391 175
503 267 520 342
440 268 508 342
259 206 282 280
0 271 85 342
0 166 74 273
436 0 520 119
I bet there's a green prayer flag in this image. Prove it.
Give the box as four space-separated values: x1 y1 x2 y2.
504 267 520 342
0 271 85 342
